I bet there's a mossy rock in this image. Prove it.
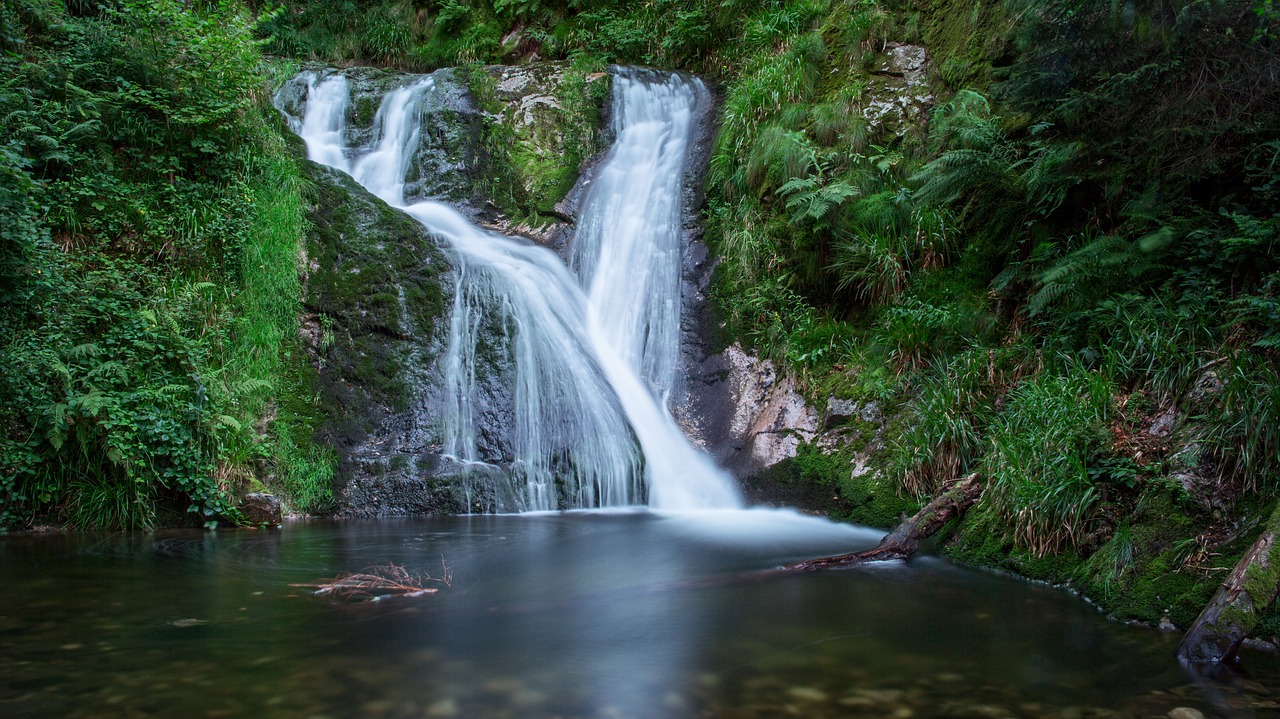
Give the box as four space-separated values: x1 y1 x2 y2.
915 0 1016 91
741 436 920 528
465 62 611 220
299 160 456 506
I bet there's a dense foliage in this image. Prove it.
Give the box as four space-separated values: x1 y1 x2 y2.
0 0 332 529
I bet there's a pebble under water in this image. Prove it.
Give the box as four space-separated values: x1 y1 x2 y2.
3 514 1279 718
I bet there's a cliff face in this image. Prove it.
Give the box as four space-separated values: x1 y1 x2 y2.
298 161 457 515
281 63 612 515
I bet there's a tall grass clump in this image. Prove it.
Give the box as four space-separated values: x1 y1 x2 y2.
982 363 1116 556
831 192 951 305
1085 295 1217 403
872 294 992 371
889 345 1039 495
1203 353 1280 493
215 127 335 513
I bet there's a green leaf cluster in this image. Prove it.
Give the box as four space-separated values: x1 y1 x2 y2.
1 1 333 529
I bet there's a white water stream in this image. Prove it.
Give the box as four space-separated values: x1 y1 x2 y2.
285 69 741 512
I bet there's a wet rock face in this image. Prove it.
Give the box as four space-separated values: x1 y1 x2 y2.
285 62 612 517
863 42 934 137
682 342 822 475
298 161 461 516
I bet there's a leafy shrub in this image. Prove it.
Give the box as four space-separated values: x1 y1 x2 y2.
0 1 333 528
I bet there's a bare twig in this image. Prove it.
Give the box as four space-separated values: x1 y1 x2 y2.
292 560 452 603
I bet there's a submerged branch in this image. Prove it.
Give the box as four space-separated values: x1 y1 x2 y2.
293 560 452 603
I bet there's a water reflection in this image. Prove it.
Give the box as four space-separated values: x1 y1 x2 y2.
2 513 1277 718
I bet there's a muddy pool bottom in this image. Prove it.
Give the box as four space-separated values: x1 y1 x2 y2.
3 511 1278 718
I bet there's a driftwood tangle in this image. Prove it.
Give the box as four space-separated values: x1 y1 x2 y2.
1178 503 1280 664
293 562 451 603
782 473 982 571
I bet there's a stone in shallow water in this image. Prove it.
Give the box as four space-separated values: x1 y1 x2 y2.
426 698 459 717
859 689 904 703
941 704 1010 719
510 688 546 707
788 686 829 702
663 692 688 711
360 699 394 715
1243 679 1273 696
1167 709 1204 719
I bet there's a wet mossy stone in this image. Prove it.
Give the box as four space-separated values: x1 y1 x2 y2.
300 160 450 455
332 67 488 205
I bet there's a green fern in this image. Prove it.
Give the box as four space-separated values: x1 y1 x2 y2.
777 176 859 223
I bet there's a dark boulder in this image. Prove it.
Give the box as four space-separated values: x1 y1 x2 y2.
239 493 283 526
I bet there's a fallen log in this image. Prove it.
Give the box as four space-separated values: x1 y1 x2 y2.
1177 502 1280 664
782 473 982 571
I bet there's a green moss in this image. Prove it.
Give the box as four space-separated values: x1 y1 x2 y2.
463 62 610 222
301 161 451 442
827 427 922 529
836 471 921 528
915 0 1014 91
942 480 1247 628
353 95 378 129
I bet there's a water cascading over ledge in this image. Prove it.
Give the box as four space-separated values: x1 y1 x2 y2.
278 67 741 513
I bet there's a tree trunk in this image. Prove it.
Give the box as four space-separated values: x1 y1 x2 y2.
782 473 982 571
1178 502 1280 664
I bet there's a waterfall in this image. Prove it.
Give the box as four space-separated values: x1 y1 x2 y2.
283 68 741 512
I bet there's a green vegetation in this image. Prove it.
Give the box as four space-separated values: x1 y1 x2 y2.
262 0 747 73
0 0 332 530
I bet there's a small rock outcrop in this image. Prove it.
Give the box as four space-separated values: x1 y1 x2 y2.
863 43 934 137
724 344 821 470
238 493 283 526
466 63 611 247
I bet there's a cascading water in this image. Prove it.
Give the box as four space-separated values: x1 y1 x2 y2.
282 68 741 512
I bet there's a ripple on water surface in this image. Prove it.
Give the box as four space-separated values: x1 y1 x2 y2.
2 513 1278 719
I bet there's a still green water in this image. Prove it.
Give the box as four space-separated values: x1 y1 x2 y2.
2 511 1277 718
